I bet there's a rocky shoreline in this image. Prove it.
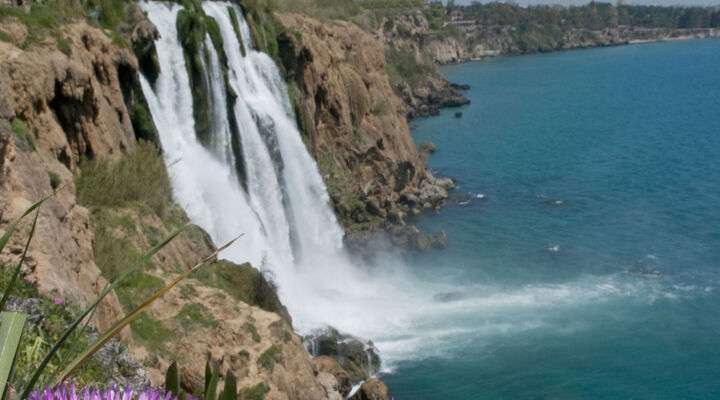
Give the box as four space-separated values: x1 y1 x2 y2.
430 26 720 65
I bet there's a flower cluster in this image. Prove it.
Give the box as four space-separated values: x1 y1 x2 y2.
28 385 185 400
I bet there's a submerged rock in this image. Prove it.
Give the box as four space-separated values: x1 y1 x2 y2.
434 291 466 303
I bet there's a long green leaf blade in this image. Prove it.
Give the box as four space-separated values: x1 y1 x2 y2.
165 361 179 396
19 226 189 399
54 235 241 385
0 195 49 256
0 312 27 400
219 373 236 400
0 211 40 312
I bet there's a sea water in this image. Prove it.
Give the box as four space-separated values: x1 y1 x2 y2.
385 39 720 399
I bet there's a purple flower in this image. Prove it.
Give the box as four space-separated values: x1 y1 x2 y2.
29 385 185 400
53 297 65 306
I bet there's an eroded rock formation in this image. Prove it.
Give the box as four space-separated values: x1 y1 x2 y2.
276 13 452 234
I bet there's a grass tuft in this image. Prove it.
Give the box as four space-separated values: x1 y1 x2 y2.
130 313 172 352
239 382 269 400
176 303 218 330
76 141 171 218
257 345 282 372
11 118 34 150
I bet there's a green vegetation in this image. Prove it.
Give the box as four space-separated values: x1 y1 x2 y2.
56 35 72 56
76 141 171 217
195 260 285 316
121 74 160 145
131 313 173 352
74 139 283 374
227 6 247 57
241 0 284 62
177 1 216 144
47 171 61 191
0 266 116 389
239 382 269 400
272 0 425 23
257 345 282 372
116 272 165 310
460 2 720 31
176 303 218 330
165 359 240 400
384 47 435 87
175 0 240 150
0 0 130 49
0 30 13 43
243 322 261 343
11 118 34 150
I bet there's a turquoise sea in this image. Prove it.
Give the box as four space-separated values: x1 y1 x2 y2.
386 39 720 399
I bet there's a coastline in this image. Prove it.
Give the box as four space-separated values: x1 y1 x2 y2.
435 29 720 66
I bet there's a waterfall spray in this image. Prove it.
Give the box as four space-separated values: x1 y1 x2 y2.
139 0 454 370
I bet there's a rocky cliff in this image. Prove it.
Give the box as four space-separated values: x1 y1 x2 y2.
372 10 470 118
376 7 720 66
0 5 377 399
276 13 453 242
0 18 137 334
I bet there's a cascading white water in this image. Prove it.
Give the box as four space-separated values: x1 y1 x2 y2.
139 0 424 341
138 2 269 266
204 35 237 170
138 1 655 372
203 2 344 259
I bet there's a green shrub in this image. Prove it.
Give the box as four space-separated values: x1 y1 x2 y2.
47 171 61 190
176 2 219 145
56 35 72 56
10 118 34 150
243 322 261 343
176 303 218 330
0 267 114 389
384 48 436 87
195 261 284 316
90 209 141 280
131 313 172 351
239 382 269 400
76 141 172 217
116 272 165 310
257 345 282 372
0 30 12 43
84 0 128 31
0 0 132 52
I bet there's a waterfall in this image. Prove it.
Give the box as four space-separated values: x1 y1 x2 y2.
138 2 269 266
139 1 433 365
203 35 237 173
202 2 345 261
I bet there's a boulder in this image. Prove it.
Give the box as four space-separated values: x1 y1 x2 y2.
305 327 381 382
314 356 353 397
352 379 391 400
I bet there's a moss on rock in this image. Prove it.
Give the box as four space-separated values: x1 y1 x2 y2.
177 3 214 145
194 260 291 323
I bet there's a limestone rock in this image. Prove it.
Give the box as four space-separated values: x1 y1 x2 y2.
305 327 381 382
352 379 390 400
0 22 139 332
276 13 451 232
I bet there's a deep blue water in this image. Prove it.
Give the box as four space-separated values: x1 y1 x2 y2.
385 39 720 399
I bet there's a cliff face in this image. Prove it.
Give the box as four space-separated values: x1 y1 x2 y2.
0 10 354 400
372 10 470 118
276 13 452 234
0 19 138 333
393 18 720 65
